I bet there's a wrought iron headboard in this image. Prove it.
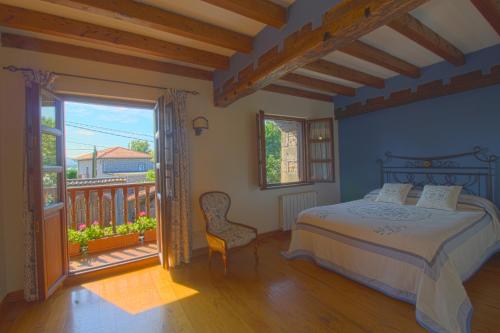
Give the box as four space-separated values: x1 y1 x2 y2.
377 147 497 201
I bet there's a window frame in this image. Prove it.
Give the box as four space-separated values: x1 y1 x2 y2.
257 111 335 190
307 117 336 183
257 111 311 190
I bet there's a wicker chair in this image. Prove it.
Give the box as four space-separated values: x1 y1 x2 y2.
199 191 258 274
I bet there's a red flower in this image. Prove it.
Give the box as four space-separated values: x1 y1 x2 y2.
127 221 133 225
139 211 147 217
92 221 99 226
78 224 86 231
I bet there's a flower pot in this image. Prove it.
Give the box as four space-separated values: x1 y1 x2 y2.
87 233 140 254
143 228 157 242
123 232 140 247
68 242 81 257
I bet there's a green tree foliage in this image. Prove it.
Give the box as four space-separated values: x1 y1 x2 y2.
41 117 56 166
265 121 282 184
129 140 151 153
145 169 156 182
41 117 59 205
66 168 77 179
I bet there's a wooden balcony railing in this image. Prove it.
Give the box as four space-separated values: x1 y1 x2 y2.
66 182 156 231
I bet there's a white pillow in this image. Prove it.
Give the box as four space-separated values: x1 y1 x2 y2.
375 183 413 204
416 185 462 211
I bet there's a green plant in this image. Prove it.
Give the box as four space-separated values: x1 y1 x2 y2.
116 222 139 235
84 222 105 240
68 229 83 244
135 212 157 234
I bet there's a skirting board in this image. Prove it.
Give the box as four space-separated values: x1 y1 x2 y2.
0 289 25 317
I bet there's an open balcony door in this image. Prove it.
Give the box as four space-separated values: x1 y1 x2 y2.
154 96 175 269
26 83 68 300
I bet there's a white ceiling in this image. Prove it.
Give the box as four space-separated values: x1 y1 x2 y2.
138 0 294 37
0 0 295 61
275 79 337 96
301 0 500 95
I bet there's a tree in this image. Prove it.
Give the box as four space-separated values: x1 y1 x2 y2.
145 169 155 182
265 120 282 184
41 117 56 166
66 168 77 179
129 140 151 153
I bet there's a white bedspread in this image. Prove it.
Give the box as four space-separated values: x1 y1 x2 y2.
284 191 500 333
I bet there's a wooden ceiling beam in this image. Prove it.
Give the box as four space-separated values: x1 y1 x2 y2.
40 0 253 53
262 84 333 102
281 73 355 96
303 59 385 89
340 40 420 78
1 33 213 81
387 13 465 66
471 0 500 36
215 0 428 107
0 4 229 69
336 64 500 119
201 0 287 29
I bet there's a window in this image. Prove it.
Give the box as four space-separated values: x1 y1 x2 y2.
257 111 334 189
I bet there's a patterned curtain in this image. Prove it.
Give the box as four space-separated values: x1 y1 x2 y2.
164 89 192 267
5 66 58 301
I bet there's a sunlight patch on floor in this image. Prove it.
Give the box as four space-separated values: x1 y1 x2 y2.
80 267 198 315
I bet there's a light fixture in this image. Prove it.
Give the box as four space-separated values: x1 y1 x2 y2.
192 116 209 136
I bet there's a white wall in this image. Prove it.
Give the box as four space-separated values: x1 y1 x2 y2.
0 46 340 296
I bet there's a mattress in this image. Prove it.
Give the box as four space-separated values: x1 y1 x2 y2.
284 191 500 333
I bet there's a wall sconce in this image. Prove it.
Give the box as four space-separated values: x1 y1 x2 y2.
192 116 209 136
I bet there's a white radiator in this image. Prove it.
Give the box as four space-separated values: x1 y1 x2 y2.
279 191 317 231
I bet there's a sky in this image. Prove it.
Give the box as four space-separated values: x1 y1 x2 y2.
64 102 154 164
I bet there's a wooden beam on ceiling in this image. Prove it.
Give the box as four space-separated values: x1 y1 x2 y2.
387 13 465 66
281 73 355 96
40 0 253 53
0 4 229 69
336 64 500 119
214 0 428 107
471 0 500 36
1 33 213 81
201 0 287 29
340 40 420 78
262 84 333 102
303 59 385 89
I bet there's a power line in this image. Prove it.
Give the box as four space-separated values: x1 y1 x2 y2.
66 140 108 148
66 121 154 138
66 124 154 143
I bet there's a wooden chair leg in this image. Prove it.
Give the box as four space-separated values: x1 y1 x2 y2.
254 243 259 265
222 251 228 275
208 248 213 267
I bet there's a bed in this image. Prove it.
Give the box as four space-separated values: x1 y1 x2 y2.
284 147 500 333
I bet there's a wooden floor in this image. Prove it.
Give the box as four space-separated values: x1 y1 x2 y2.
1 233 499 333
70 243 158 273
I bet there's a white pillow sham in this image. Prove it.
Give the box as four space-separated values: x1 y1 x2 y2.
416 185 462 211
375 183 413 204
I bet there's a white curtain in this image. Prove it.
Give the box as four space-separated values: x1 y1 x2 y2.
164 89 192 267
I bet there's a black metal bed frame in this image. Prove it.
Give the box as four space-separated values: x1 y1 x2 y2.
377 147 497 201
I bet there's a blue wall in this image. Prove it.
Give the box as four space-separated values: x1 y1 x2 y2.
337 46 500 205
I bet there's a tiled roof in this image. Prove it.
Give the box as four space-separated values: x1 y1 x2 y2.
73 147 152 160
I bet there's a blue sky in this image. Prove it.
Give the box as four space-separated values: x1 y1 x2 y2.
64 102 154 161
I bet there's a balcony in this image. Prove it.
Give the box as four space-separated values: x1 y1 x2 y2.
65 179 158 273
